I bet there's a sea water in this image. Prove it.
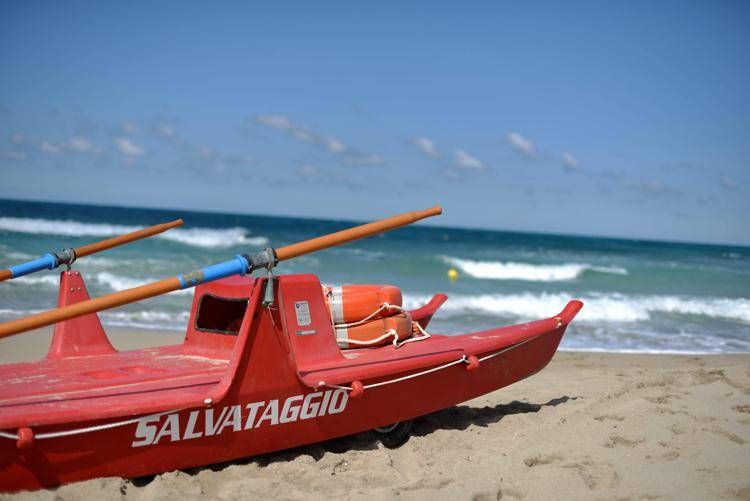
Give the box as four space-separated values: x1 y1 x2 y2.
1 199 748 354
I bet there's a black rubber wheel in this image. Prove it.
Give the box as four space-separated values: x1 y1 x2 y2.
372 420 413 449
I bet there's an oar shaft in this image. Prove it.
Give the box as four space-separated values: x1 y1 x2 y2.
75 219 183 258
0 219 183 282
0 206 442 339
275 206 441 261
0 278 181 339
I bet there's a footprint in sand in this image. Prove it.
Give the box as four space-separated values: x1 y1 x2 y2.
495 486 524 500
604 435 644 448
644 394 681 405
593 414 626 422
561 459 620 490
691 369 745 391
523 453 563 467
670 423 686 436
702 427 746 445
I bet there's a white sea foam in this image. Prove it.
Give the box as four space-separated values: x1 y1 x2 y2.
92 272 193 295
441 256 627 282
7 271 193 295
5 252 34 260
98 310 190 330
0 217 268 248
0 307 188 331
8 275 61 287
403 292 750 324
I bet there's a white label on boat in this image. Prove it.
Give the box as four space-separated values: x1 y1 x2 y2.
131 389 349 448
294 301 311 326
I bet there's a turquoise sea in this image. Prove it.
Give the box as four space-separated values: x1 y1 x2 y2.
1 199 748 354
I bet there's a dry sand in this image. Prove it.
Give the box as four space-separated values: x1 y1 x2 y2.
1 328 749 500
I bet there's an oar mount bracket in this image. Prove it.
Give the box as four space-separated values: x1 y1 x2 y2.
54 248 77 271
243 247 278 274
246 248 278 307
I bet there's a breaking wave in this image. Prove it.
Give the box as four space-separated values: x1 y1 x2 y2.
441 256 627 282
0 308 189 331
98 310 190 331
0 217 268 249
403 292 750 324
92 272 193 295
10 271 193 295
8 275 61 287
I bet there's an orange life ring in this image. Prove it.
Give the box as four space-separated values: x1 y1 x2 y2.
324 284 402 324
334 311 413 349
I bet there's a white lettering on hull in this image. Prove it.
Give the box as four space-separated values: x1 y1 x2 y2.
131 389 349 448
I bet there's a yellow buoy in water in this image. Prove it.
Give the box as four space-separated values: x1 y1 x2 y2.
447 268 459 283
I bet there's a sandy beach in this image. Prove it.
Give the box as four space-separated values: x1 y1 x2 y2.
1 328 749 500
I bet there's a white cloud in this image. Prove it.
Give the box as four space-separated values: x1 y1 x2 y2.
180 144 253 173
39 137 95 155
442 168 463 180
194 145 216 160
720 175 739 190
454 149 485 170
40 141 62 154
256 114 339 148
115 137 145 157
1 150 26 160
10 133 24 145
122 121 139 134
255 114 293 131
621 177 666 194
254 113 380 165
413 137 439 158
323 136 345 154
255 114 338 149
506 132 535 157
298 165 320 178
343 153 384 165
156 123 175 138
561 152 579 171
66 136 92 153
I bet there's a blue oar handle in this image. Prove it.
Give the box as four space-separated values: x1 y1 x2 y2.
177 255 251 289
9 253 59 279
4 248 76 281
175 248 277 289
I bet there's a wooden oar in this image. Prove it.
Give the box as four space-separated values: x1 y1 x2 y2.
0 219 183 283
0 206 441 339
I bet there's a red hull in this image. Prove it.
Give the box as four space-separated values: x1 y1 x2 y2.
0 272 582 492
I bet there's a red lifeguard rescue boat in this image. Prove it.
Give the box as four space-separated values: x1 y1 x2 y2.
0 207 583 492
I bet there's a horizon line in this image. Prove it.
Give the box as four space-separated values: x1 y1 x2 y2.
0 195 747 250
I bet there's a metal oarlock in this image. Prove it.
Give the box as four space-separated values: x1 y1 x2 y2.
55 248 77 271
262 269 276 307
255 248 278 307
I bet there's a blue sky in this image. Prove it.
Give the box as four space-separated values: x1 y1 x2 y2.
1 1 748 245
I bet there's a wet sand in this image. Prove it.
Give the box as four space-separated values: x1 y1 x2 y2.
1 328 749 500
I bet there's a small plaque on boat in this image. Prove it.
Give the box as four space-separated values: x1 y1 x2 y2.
296 329 316 336
294 301 312 326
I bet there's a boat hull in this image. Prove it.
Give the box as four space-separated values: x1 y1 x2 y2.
0 329 565 491
0 274 580 492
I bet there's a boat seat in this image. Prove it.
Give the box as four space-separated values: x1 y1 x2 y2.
0 345 230 430
297 335 466 388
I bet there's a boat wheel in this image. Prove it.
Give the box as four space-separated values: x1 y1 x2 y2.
372 420 413 448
